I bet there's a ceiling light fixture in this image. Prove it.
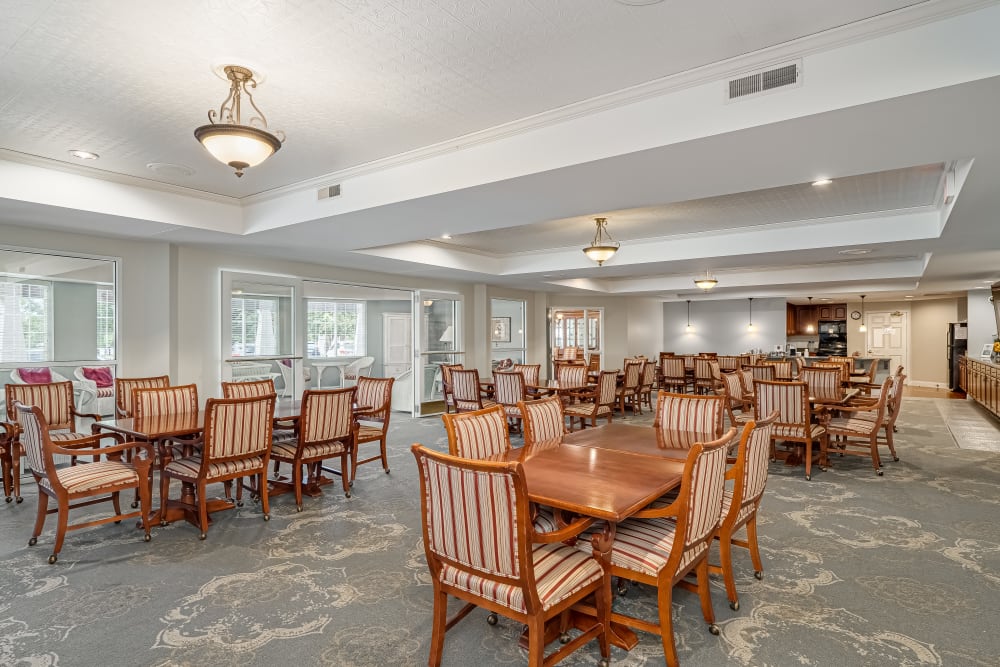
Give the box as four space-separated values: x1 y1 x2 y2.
68 150 99 160
746 297 755 332
685 300 694 333
582 217 620 266
858 294 867 333
194 65 284 178
812 178 833 186
694 272 718 291
805 296 814 333
441 234 452 240
838 248 873 256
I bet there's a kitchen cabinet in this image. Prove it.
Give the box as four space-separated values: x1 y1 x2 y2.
786 304 797 335
787 304 822 335
834 305 847 319
817 303 846 320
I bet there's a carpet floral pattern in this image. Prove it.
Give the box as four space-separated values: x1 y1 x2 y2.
2 397 999 665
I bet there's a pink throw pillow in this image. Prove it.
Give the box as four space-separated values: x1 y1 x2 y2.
18 367 52 384
82 366 114 388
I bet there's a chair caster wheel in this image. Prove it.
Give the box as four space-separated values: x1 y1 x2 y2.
486 612 498 626
144 533 151 542
754 571 763 580
708 623 720 636
131 501 139 508
114 520 122 525
28 537 37 546
559 632 571 644
15 496 23 503
237 501 244 508
345 492 351 498
892 456 899 462
805 475 811 481
385 468 390 474
48 554 57 564
4 497 10 503
296 506 303 512
599 659 610 667
876 469 883 476
729 600 739 611
617 580 629 596
199 533 207 540
263 514 270 521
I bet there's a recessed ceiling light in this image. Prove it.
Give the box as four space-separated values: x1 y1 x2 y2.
818 297 833 302
68 150 99 160
812 178 833 186
838 248 873 256
146 162 195 178
904 295 914 299
440 234 452 240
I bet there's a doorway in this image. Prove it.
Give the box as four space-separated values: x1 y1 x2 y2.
865 310 908 379
382 313 412 378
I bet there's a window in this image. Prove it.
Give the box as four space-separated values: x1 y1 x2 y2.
97 286 115 360
306 300 366 357
231 296 279 356
0 280 51 362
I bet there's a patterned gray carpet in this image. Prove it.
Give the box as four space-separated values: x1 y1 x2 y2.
2 397 1000 666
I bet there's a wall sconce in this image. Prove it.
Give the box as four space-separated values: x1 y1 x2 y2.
746 297 755 332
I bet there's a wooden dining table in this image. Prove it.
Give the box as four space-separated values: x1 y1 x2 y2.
562 421 737 460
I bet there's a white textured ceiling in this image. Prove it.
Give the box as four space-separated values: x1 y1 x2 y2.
0 0 997 305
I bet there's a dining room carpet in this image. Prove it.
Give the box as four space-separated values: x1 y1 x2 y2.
1 396 999 666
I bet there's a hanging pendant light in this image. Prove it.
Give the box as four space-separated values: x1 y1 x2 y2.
694 271 719 291
582 217 620 266
805 296 814 333
747 297 755 332
858 294 867 333
194 65 285 177
685 300 694 333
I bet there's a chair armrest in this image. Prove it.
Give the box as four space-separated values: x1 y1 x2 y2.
832 404 878 415
51 433 153 459
72 408 103 422
632 496 681 520
532 514 594 544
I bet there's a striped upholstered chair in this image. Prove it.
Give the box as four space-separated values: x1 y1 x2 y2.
717 355 742 373
115 375 171 418
710 413 777 611
271 387 357 508
518 396 566 451
659 356 688 393
754 379 827 480
411 444 610 667
352 376 395 478
512 363 541 389
161 394 275 538
493 371 527 433
764 360 794 381
825 376 894 476
222 378 296 481
615 359 644 414
133 384 198 418
4 381 107 504
799 367 842 403
441 404 510 459
555 363 588 389
716 372 753 428
577 429 735 667
14 401 153 564
749 364 776 383
639 360 657 411
439 363 463 413
693 358 719 394
564 370 617 432
450 369 497 413
653 391 725 449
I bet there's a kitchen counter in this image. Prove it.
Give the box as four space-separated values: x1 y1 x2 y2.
960 357 1000 421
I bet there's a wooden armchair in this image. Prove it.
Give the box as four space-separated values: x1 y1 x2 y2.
441 404 511 459
513 363 541 390
764 360 794 381
716 372 753 428
564 370 617 432
654 392 725 448
825 376 894 476
451 369 497 413
616 360 644 414
115 375 171 418
353 376 396 478
717 355 741 372
161 394 275 538
749 364 776 383
440 363 464 414
270 387 357 509
221 377 294 492
578 429 735 667
693 358 717 394
800 367 843 403
710 413 777 611
412 444 610 667
518 396 566 451
493 371 528 433
754 379 827 480
14 401 152 564
659 356 687 393
639 360 657 411
4 381 104 504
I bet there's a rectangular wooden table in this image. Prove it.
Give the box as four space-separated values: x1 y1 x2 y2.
561 422 732 460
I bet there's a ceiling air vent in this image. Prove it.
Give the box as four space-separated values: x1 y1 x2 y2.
727 61 801 101
317 184 341 200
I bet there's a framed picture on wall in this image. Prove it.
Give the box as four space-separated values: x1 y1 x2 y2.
982 343 993 359
491 317 511 343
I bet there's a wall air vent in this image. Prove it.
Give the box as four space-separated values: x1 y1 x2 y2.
727 61 801 101
317 184 341 200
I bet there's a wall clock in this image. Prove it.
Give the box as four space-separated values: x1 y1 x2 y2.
850 310 862 320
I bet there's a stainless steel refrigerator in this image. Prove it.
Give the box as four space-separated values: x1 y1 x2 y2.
946 322 968 390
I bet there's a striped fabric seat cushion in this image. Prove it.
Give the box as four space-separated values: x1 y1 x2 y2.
720 489 755 527
50 431 93 443
532 506 559 533
41 461 138 494
772 423 826 440
272 440 346 460
272 429 298 446
164 455 265 480
583 516 703 578
440 543 602 613
826 417 878 436
357 425 384 442
563 404 611 417
455 398 497 412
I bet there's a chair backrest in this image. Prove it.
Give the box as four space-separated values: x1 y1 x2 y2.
738 369 755 396
754 380 809 427
720 372 745 403
519 396 565 448
682 355 695 371
640 361 656 389
450 368 484 410
300 387 357 444
201 394 275 466
654 391 724 446
765 360 794 381
661 357 686 381
670 431 733 562
493 371 526 407
355 376 395 428
885 372 907 428
412 445 534 604
813 360 850 384
750 364 775 382
512 364 540 387
564 347 578 361
556 364 587 387
596 370 619 406
694 357 715 381
6 381 74 431
727 413 778 517
12 402 56 482
441 363 463 388
441 404 511 459
716 355 740 372
828 356 856 373
221 378 276 398
622 360 643 390
800 367 842 402
587 353 601 372
116 375 170 417
133 384 198 418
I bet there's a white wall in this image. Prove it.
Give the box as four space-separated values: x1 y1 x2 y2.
664 298 786 354
967 289 997 359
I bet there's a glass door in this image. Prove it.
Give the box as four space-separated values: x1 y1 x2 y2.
490 298 526 371
549 307 603 374
415 290 463 416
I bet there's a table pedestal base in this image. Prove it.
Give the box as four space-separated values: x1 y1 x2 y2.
267 474 333 499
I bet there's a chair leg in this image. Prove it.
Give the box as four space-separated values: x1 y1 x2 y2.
870 435 883 475
137 473 152 540
341 453 352 497
350 445 359 483
695 558 719 633
50 498 70 563
656 580 680 667
804 439 813 481
158 470 171 526
12 444 22 503
197 480 210 539
30 490 49 545
428 584 448 667
293 462 304 511
884 425 899 461
259 472 271 521
380 436 389 473
526 616 546 667
746 516 764 579
718 529 739 610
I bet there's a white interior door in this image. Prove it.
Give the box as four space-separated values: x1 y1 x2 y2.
383 313 412 378
866 311 907 375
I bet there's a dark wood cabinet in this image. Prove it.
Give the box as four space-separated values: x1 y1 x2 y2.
787 304 821 335
834 305 847 319
786 304 797 335
816 303 846 321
